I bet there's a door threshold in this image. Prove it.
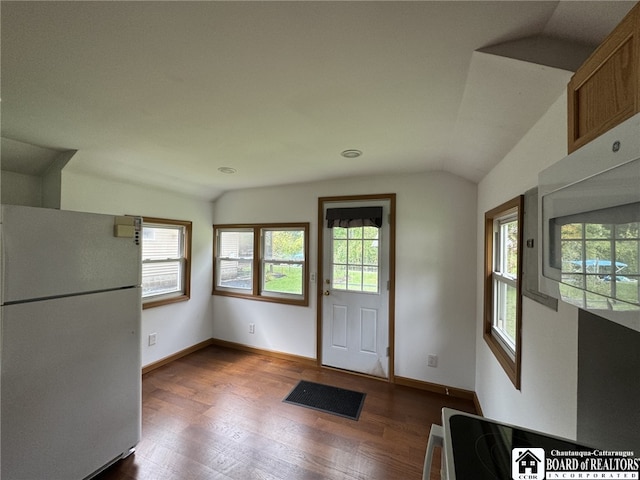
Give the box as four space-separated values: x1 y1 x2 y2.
320 364 391 383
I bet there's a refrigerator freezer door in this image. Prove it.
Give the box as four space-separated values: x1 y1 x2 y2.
1 288 141 480
1 205 141 304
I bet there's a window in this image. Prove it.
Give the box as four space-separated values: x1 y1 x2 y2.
142 217 192 309
213 223 309 305
331 225 380 293
557 220 639 308
484 196 523 389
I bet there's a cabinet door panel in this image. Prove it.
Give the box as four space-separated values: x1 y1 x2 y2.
568 3 639 153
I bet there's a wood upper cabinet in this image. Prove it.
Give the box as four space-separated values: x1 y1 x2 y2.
568 2 640 153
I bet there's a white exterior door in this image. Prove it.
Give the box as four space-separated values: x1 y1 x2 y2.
321 199 390 378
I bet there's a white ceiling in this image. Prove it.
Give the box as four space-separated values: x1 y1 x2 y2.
1 1 636 201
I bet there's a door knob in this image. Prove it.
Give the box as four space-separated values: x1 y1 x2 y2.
324 290 330 296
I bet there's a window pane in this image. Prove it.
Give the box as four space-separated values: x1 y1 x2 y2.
142 261 181 297
363 239 379 265
505 283 517 342
616 239 638 275
561 240 583 271
561 223 583 239
331 225 380 294
348 240 363 264
217 229 254 291
219 230 253 259
218 259 253 290
615 276 639 305
363 226 379 239
494 279 516 349
142 219 192 305
263 229 304 261
349 227 363 239
587 274 611 298
333 239 347 263
559 220 640 307
616 222 639 239
261 228 305 297
333 227 347 239
348 266 364 291
562 273 585 289
500 219 518 278
263 262 303 295
143 226 181 260
363 266 379 292
584 241 611 273
333 265 347 290
585 223 612 239
615 236 640 305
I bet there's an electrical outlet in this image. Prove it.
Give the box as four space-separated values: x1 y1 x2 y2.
249 323 255 334
428 354 438 368
148 333 157 346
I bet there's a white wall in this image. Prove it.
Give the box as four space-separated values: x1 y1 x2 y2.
213 171 478 390
475 92 581 439
61 171 215 367
1 171 41 206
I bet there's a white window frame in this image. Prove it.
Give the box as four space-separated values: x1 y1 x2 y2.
142 217 192 309
215 227 255 295
492 213 518 356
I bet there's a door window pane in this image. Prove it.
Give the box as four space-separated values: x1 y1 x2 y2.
331 226 380 293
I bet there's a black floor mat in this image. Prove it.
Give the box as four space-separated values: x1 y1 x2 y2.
283 380 366 420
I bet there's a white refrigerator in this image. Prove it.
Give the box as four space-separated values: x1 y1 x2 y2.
1 205 142 480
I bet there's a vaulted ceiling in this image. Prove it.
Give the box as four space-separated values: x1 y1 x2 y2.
1 1 636 200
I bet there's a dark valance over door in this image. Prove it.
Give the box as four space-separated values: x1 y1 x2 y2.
325 206 383 228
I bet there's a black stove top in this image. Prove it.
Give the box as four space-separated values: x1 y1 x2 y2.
447 413 593 480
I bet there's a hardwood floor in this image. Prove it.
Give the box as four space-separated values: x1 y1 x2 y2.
96 345 476 480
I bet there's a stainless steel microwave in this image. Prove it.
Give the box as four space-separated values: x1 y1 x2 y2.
539 113 640 332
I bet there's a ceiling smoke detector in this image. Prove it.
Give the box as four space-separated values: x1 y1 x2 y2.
341 149 362 159
218 167 237 174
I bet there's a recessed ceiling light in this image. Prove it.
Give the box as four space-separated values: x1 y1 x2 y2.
218 167 237 174
341 149 362 159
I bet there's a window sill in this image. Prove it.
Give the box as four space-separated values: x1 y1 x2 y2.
212 289 308 307
143 294 190 310
483 331 521 389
